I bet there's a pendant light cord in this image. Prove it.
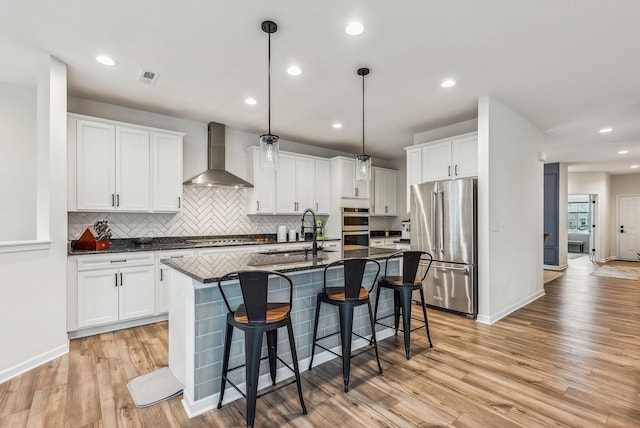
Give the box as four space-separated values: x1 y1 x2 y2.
361 72 365 155
268 31 271 135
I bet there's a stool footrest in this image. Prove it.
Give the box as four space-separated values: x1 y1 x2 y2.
311 342 379 361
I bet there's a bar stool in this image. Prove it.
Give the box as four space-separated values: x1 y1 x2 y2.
216 270 306 428
374 251 433 359
308 258 382 392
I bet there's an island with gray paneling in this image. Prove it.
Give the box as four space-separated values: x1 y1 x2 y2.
162 247 399 418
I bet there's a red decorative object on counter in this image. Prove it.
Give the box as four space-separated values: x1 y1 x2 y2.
73 227 110 251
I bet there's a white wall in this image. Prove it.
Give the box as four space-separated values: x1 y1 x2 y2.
608 173 640 259
568 172 611 260
0 82 36 241
477 96 544 324
0 56 69 383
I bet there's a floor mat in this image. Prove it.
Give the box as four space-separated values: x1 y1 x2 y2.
591 265 640 280
127 367 183 408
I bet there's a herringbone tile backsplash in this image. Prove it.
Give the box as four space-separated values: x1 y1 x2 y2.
68 186 337 240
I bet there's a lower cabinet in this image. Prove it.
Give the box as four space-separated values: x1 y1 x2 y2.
156 250 195 314
76 253 155 329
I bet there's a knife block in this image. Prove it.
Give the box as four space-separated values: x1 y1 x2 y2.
73 227 110 251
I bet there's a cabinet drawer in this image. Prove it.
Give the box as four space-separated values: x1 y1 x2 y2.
77 253 155 271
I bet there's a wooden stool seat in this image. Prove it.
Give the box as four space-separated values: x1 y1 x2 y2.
325 287 369 301
234 303 290 323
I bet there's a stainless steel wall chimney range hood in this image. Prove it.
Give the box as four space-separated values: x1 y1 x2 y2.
183 122 253 188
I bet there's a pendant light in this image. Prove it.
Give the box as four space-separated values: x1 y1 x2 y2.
355 67 372 181
260 20 279 169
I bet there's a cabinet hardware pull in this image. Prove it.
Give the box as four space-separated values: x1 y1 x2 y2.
119 272 123 286
170 255 184 258
448 165 451 176
115 273 118 287
455 165 458 175
355 188 359 197
160 269 163 281
112 194 115 207
116 194 120 207
385 205 388 213
256 201 260 211
110 259 127 263
178 196 181 208
316 203 318 211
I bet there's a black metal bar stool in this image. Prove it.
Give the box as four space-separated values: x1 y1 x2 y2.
374 251 433 359
216 270 306 428
308 258 382 392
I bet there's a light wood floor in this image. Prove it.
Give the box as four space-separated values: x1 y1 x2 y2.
2 257 639 427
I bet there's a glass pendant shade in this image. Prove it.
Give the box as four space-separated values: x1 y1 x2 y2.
356 153 371 181
260 133 279 168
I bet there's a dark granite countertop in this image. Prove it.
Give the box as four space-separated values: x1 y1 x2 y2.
68 235 341 256
162 247 398 284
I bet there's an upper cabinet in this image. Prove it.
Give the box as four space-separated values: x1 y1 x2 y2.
371 167 398 216
68 114 184 213
152 133 183 212
405 131 477 212
247 148 331 215
330 157 369 199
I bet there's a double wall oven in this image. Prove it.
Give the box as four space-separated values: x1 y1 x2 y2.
342 207 370 251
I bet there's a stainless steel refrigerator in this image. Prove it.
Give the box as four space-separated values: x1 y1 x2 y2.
410 178 477 317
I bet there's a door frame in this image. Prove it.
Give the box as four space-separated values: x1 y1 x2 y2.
616 194 640 261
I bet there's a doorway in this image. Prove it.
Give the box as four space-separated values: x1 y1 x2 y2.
617 194 640 261
568 194 597 261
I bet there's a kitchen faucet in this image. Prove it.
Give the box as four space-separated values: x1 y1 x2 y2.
300 208 318 256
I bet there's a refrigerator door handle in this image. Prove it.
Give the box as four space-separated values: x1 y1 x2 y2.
432 265 469 273
439 191 445 252
431 191 438 252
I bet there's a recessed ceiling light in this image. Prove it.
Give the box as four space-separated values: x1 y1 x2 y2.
287 66 301 76
346 22 364 35
96 55 116 66
441 79 456 88
618 150 629 154
332 123 343 129
598 127 613 133
244 98 257 105
631 165 639 169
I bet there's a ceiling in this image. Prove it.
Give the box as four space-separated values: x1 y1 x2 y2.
2 0 640 174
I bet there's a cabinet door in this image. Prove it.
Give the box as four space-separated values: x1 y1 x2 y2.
422 140 451 182
295 156 315 212
315 159 331 214
76 120 116 211
339 158 357 197
406 147 422 213
118 265 156 321
373 168 385 215
451 133 478 178
115 127 150 211
247 149 276 214
152 133 183 212
77 267 119 328
276 153 297 213
156 250 194 314
384 169 397 215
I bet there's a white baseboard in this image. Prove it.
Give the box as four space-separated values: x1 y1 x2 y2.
0 343 69 384
543 264 568 271
68 314 168 339
181 327 395 418
476 289 545 325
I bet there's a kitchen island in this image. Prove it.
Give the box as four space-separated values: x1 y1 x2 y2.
162 247 399 418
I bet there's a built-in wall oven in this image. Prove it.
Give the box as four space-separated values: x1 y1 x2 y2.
342 207 370 251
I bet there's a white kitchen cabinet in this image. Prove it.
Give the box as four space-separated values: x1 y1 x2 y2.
370 237 398 249
405 131 477 212
152 132 183 212
246 147 277 214
314 159 330 214
76 253 155 329
330 156 369 199
372 167 398 216
76 120 150 211
156 249 195 314
70 115 184 213
277 154 317 214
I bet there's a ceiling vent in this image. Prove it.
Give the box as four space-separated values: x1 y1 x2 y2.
137 70 158 85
